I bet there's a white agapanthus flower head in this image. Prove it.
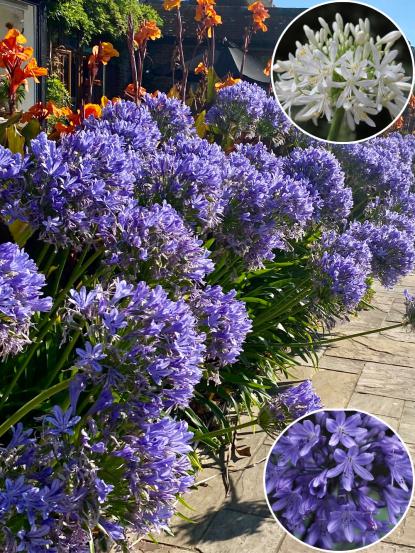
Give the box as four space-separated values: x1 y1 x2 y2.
273 13 412 134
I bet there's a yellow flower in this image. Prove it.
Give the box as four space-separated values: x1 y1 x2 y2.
215 76 241 90
163 0 181 10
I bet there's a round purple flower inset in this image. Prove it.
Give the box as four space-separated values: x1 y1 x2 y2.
265 410 414 551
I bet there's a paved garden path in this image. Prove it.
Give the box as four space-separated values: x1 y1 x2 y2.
136 274 415 553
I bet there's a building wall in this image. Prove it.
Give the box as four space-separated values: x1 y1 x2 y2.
0 0 38 109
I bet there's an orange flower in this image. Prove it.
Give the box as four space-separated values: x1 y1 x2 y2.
134 20 161 47
84 103 102 119
0 28 47 110
195 62 208 75
263 58 271 77
195 0 222 38
21 102 51 123
23 58 48 82
88 41 119 70
163 0 181 10
124 83 146 98
215 76 241 90
88 42 119 75
409 95 415 110
248 1 270 33
393 116 404 130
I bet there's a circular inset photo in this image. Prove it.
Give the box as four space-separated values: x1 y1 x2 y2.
271 1 414 143
264 409 414 551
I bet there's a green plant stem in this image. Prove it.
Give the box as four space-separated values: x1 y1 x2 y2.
194 418 258 440
327 108 345 141
0 247 103 409
52 247 70 296
289 322 403 348
37 243 50 268
44 329 82 389
0 379 72 438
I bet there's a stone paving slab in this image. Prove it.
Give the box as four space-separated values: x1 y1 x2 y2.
348 392 405 418
356 362 415 400
385 509 415 547
326 335 415 367
195 509 284 553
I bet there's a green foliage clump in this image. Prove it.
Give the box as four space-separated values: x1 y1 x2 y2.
46 0 163 44
46 76 72 107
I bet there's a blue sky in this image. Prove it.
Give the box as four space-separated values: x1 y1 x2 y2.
275 1 415 44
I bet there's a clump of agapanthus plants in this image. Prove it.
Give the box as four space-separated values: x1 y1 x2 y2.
266 410 414 550
0 77 415 551
273 12 412 140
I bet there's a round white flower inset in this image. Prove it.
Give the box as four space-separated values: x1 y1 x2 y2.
272 3 414 143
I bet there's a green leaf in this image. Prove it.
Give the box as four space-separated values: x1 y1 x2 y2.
21 119 41 142
6 124 25 154
206 67 217 104
194 110 207 138
0 378 72 438
8 220 34 247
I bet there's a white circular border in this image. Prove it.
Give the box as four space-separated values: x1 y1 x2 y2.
263 408 415 552
270 0 415 145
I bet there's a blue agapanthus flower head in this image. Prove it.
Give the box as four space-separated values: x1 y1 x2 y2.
366 224 415 288
143 92 196 139
312 229 372 310
0 242 51 359
337 132 415 201
83 99 161 155
284 146 353 223
257 96 292 137
66 278 206 409
0 145 29 180
266 410 413 550
0 130 138 248
219 144 314 268
260 380 323 433
190 284 252 368
101 201 214 286
138 133 228 231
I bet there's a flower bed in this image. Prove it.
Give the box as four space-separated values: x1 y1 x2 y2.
1 23 415 553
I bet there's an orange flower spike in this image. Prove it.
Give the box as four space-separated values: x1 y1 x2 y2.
248 1 270 32
195 62 208 75
134 20 161 47
99 42 119 64
163 0 181 10
263 58 271 77
215 76 241 90
125 83 146 98
24 58 48 82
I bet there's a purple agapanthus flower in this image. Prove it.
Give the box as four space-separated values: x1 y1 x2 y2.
189 285 252 368
0 242 51 359
101 201 214 286
266 410 413 550
143 92 196 139
261 381 323 432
